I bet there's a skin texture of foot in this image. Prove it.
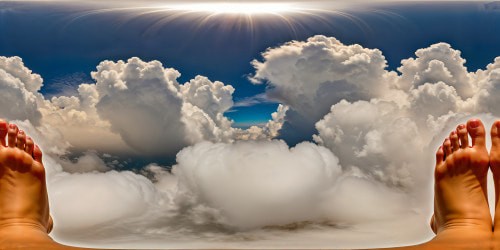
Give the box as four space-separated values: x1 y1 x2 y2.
422 119 493 249
0 120 94 250
490 120 500 245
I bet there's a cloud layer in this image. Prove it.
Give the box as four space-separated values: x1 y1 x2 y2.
0 35 499 248
173 140 341 229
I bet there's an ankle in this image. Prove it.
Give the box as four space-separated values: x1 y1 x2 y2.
436 217 493 233
0 221 52 243
434 226 493 243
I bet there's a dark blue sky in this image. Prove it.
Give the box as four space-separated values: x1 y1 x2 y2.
0 1 499 126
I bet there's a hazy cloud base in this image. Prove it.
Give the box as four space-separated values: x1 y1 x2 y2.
1 34 500 248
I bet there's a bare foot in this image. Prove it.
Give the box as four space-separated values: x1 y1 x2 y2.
490 120 500 243
0 120 89 249
0 120 55 248
426 119 492 248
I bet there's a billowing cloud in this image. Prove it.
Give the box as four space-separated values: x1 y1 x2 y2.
179 75 236 144
251 35 396 116
173 140 341 229
473 58 500 115
314 100 424 187
0 56 43 125
35 57 280 156
397 43 475 98
180 75 234 119
92 58 189 155
251 35 398 143
310 42 500 191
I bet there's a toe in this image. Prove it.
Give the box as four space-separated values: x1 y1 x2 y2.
25 136 34 156
436 146 444 165
435 146 446 177
457 124 468 149
443 138 452 158
33 144 43 163
0 119 7 147
492 121 500 148
16 130 26 150
467 119 487 148
7 124 18 148
450 131 459 152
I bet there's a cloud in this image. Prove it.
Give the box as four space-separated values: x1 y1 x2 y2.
0 56 43 125
314 100 425 187
50 170 163 231
45 137 417 249
58 151 110 173
246 35 500 246
33 57 279 156
397 43 475 98
180 75 234 118
233 93 277 108
251 35 399 143
321 173 411 224
251 35 499 149
251 35 396 117
92 58 190 155
14 117 418 248
179 75 237 145
473 57 500 115
172 140 341 230
38 81 132 154
310 41 500 191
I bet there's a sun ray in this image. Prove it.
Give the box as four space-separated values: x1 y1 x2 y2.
52 1 385 48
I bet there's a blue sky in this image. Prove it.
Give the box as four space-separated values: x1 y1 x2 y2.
0 1 498 128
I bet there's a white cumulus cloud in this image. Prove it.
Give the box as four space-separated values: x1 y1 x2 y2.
172 140 341 230
0 56 43 125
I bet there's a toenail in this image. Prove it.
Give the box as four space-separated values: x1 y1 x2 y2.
458 124 465 129
469 120 480 128
8 124 15 129
451 131 456 135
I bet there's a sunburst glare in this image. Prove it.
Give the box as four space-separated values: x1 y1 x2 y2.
56 2 373 38
165 2 296 15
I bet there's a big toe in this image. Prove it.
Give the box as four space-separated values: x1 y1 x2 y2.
467 119 486 149
491 121 500 149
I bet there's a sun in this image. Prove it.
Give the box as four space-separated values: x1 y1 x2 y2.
166 2 297 15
